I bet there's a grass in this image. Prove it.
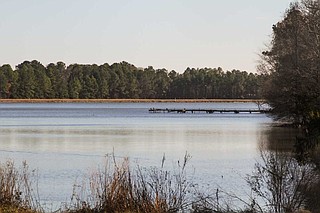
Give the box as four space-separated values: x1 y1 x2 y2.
0 161 40 213
64 154 196 213
0 205 37 213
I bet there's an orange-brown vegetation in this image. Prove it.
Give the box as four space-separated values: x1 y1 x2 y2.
0 99 264 103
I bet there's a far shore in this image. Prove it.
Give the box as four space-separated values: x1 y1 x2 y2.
0 98 264 103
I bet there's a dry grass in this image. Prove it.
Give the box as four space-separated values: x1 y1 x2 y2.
0 99 264 103
0 161 40 213
64 154 198 213
1 156 317 213
63 154 261 213
0 205 37 213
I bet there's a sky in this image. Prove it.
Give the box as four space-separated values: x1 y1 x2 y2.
0 0 293 73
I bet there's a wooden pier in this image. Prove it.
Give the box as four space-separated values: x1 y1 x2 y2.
148 108 271 114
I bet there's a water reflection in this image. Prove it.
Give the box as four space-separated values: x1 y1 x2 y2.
255 125 320 212
259 126 299 152
247 148 317 213
0 119 265 159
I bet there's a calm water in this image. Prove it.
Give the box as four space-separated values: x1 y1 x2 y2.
0 102 295 209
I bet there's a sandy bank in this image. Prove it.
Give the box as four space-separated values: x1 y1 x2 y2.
0 99 265 103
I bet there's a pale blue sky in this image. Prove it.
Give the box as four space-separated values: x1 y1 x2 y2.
0 0 293 72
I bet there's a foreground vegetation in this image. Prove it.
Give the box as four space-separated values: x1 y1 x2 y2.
1 151 319 213
0 161 40 213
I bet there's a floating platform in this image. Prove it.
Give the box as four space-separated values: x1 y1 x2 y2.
148 108 271 114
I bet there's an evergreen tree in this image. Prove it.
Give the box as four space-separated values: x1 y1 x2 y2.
16 61 36 98
261 1 320 124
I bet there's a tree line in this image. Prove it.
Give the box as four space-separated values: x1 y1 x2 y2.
0 60 267 99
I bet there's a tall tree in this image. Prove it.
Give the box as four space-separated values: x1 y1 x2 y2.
31 60 52 98
261 1 320 125
0 70 8 98
154 69 170 99
137 66 156 99
46 62 69 98
0 65 17 98
95 64 110 99
15 61 36 98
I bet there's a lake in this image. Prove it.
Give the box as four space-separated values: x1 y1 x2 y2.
0 102 296 210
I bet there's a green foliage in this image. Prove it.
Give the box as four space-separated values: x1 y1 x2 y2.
0 64 17 98
46 62 69 98
0 60 265 100
16 62 36 98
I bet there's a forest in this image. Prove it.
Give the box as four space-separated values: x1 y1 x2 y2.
0 61 267 100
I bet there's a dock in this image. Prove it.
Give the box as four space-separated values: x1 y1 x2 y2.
148 108 271 114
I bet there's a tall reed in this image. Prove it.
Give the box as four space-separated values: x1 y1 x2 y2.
65 153 201 213
0 160 41 212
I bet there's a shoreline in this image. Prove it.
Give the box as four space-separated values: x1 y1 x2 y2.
0 98 264 103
